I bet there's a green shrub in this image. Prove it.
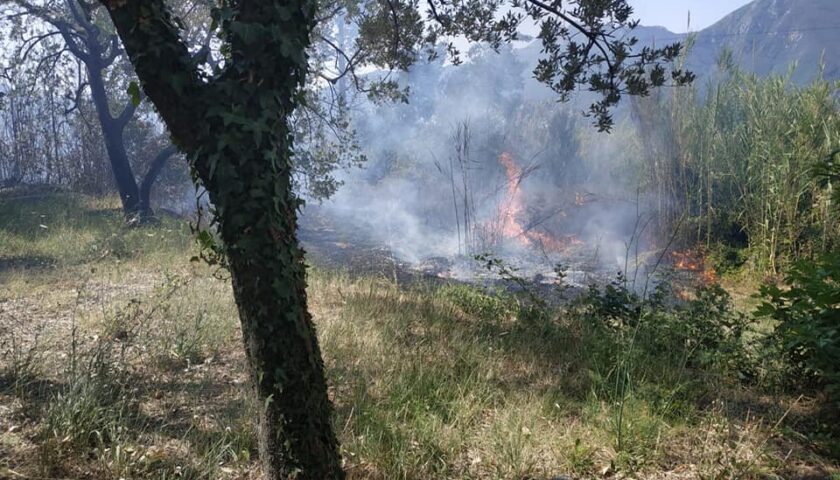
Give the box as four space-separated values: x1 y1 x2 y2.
707 243 748 276
578 275 751 376
437 284 515 320
682 284 752 375
756 253 840 403
576 273 645 329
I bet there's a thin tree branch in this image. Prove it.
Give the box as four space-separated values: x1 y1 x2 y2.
115 94 139 128
522 0 616 74
18 31 63 63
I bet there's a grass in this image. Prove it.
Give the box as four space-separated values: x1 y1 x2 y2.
0 189 837 479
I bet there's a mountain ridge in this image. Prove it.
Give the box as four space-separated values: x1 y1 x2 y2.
683 0 840 83
634 0 840 84
517 0 840 95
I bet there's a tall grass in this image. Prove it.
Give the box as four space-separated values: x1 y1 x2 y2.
632 64 840 275
2 192 836 478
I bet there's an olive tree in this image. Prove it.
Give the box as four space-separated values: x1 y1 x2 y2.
0 0 200 217
96 0 691 478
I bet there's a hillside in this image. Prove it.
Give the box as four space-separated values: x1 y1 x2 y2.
687 0 840 83
516 0 840 100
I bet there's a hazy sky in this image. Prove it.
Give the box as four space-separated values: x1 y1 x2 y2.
629 0 754 32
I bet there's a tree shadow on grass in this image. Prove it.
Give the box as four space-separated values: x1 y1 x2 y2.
0 254 58 274
0 191 87 234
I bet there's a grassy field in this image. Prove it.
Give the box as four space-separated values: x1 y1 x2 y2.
0 189 837 479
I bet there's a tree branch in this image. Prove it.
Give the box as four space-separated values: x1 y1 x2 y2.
65 0 97 34
18 31 63 63
4 0 93 61
55 23 91 62
101 34 122 67
139 144 178 208
3 0 60 24
98 0 207 155
522 0 616 74
115 95 139 128
64 76 89 115
316 34 363 84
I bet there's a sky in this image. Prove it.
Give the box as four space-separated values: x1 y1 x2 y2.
629 0 754 32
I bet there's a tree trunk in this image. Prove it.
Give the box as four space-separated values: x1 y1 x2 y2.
201 70 343 480
217 153 344 477
87 63 142 218
100 1 345 477
138 145 177 216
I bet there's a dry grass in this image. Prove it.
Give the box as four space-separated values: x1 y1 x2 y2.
0 191 837 479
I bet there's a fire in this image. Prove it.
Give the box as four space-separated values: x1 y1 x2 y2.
495 152 581 252
498 152 527 240
671 249 718 284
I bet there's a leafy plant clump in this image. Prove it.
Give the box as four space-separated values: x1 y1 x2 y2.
756 253 840 407
578 277 753 379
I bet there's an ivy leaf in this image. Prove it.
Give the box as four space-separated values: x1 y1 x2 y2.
127 82 142 107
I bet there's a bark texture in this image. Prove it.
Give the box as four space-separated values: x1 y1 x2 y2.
101 1 344 477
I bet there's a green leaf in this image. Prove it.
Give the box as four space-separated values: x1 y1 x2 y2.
127 82 142 107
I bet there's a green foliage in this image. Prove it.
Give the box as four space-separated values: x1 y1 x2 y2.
756 253 840 403
706 243 749 277
634 67 840 274
578 275 752 377
814 149 840 207
682 284 752 375
578 272 646 329
474 253 568 310
127 81 142 107
437 284 515 321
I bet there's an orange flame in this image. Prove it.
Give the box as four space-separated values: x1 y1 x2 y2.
671 249 718 284
496 152 582 252
498 152 527 240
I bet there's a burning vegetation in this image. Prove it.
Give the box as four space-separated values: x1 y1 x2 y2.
671 248 718 285
494 152 583 253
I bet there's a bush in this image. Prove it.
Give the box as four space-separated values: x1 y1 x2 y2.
707 243 748 276
755 253 840 403
578 275 751 376
437 284 515 321
576 272 645 329
682 284 752 376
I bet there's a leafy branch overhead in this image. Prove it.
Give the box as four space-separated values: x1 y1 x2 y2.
98 0 693 134
343 0 695 130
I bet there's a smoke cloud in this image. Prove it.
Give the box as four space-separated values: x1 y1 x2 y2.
298 43 659 285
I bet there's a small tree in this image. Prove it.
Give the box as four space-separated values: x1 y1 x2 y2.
97 0 691 478
1 0 192 218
